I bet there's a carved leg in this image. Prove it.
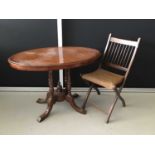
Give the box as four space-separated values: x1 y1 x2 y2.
65 69 86 114
64 70 79 99
64 69 68 94
66 95 86 114
36 72 52 104
37 97 55 122
37 71 55 122
36 91 50 104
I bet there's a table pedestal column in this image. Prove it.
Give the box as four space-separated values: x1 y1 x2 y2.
37 69 86 122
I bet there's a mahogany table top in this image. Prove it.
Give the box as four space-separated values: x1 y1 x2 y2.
8 47 101 71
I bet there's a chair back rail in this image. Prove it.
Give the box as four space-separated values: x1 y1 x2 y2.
100 33 141 82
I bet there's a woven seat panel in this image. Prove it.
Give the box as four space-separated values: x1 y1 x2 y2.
82 69 124 89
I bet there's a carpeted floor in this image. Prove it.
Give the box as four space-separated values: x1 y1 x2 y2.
0 91 155 134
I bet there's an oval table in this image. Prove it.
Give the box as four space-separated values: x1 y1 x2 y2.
8 47 101 122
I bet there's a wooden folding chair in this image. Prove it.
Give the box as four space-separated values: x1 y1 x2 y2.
81 33 141 123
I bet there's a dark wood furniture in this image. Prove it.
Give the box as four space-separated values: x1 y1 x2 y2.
8 47 101 122
81 34 141 123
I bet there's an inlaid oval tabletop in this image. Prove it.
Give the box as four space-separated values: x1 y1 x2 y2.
8 47 101 71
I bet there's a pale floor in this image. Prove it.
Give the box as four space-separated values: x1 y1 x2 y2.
0 91 155 135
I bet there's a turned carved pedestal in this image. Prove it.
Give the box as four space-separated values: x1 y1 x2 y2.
36 70 86 122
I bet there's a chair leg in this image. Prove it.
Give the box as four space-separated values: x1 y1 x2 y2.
106 88 126 123
82 85 93 110
116 88 126 107
93 85 101 95
106 96 118 123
